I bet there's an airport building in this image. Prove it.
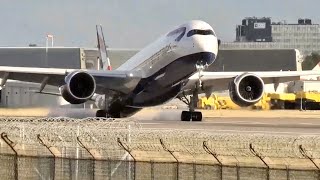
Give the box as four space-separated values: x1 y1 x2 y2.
236 17 272 42
0 47 137 108
0 47 92 108
226 17 320 56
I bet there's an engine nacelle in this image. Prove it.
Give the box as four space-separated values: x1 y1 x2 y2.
229 73 264 107
60 71 96 104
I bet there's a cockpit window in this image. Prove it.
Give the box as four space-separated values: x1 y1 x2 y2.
187 29 215 37
166 27 186 42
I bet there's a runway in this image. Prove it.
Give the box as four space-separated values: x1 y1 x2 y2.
134 109 320 135
0 107 320 135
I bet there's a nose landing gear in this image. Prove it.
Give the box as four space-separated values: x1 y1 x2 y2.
178 64 206 121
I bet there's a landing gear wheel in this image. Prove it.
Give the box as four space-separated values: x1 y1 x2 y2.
191 111 202 121
181 111 192 121
96 110 107 117
181 111 202 121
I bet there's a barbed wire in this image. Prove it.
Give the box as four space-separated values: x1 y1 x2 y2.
0 117 319 165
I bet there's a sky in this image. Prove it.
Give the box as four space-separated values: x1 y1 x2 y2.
1 0 320 48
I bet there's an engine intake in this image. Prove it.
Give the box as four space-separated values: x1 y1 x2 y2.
229 73 264 107
60 71 96 104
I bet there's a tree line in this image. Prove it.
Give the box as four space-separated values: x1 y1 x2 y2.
302 52 320 70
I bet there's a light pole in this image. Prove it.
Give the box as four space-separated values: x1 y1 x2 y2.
46 34 54 47
45 34 54 67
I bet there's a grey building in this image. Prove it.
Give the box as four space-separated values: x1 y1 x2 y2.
0 47 138 108
236 17 272 42
0 81 63 108
272 20 320 55
210 49 301 72
0 47 87 108
0 47 86 68
232 17 320 56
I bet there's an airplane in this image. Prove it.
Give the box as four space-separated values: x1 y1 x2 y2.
1 20 320 121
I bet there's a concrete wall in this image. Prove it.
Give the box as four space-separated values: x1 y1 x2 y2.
0 47 85 108
209 49 300 72
0 81 62 107
0 47 85 68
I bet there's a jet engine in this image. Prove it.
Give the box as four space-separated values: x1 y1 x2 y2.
60 71 96 104
229 73 264 107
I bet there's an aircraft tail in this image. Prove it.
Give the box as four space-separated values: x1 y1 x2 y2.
96 25 112 70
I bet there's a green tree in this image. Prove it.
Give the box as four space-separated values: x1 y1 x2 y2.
302 52 320 70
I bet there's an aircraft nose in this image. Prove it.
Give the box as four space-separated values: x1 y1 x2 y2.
196 51 216 66
192 36 218 65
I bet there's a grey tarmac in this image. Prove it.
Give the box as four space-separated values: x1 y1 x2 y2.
133 109 320 135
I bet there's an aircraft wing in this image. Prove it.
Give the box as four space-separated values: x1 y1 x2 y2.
0 66 141 94
186 70 320 92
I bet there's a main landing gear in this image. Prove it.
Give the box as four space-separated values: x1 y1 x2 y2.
96 109 108 117
178 92 202 121
95 94 122 118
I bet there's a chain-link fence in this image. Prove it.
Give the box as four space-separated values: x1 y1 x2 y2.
0 117 319 179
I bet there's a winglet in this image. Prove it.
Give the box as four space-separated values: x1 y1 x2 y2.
96 25 112 70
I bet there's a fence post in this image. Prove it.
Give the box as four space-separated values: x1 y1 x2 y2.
299 144 320 178
108 158 112 180
76 136 95 180
249 143 269 180
160 138 179 180
193 162 196 180
203 141 223 180
286 165 289 180
37 134 56 180
117 137 136 180
151 161 154 180
1 132 18 180
236 163 240 180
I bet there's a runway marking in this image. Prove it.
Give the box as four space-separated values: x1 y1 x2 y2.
207 121 320 126
298 122 315 125
210 129 320 135
140 123 163 125
143 121 320 127
203 121 273 125
141 128 320 135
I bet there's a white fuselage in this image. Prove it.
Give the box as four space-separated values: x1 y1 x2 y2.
106 20 219 117
117 20 218 78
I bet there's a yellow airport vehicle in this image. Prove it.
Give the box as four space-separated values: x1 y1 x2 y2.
252 93 271 110
295 91 320 110
268 92 320 110
197 95 217 110
197 93 270 110
198 92 320 110
296 91 320 102
268 93 296 109
216 96 240 110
